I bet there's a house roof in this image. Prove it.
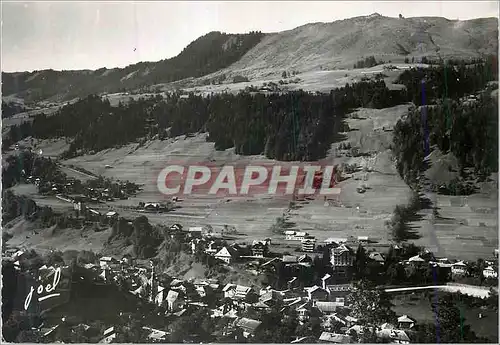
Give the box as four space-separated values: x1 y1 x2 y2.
453 261 467 267
235 285 252 298
105 211 117 217
222 283 236 292
284 231 296 235
166 290 180 303
408 255 425 262
291 336 316 343
283 255 298 263
331 244 353 255
369 252 385 262
319 332 352 343
397 315 415 323
216 246 238 258
307 285 326 294
189 227 203 232
235 318 261 332
252 240 267 246
325 237 347 244
295 232 307 236
170 224 183 230
377 329 410 342
170 278 183 286
315 302 342 314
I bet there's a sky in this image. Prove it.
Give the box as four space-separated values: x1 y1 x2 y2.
2 1 499 72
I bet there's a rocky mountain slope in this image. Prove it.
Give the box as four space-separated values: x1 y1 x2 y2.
2 14 498 103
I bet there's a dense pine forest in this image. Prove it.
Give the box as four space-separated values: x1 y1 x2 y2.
395 55 498 106
8 80 408 161
393 56 498 192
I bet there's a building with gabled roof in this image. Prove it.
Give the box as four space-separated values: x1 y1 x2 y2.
234 317 261 338
215 246 239 264
306 285 329 301
319 332 353 343
330 245 354 274
397 315 415 329
166 290 184 312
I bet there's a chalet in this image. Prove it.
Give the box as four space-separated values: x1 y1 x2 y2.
154 286 166 306
166 290 184 312
170 223 183 231
188 227 203 239
451 261 468 276
223 284 253 300
306 285 329 301
287 277 299 290
483 266 498 279
369 252 385 265
291 336 317 343
283 255 299 265
322 313 347 330
251 240 268 257
100 326 116 344
330 245 354 274
326 284 352 303
298 254 313 265
285 231 297 240
321 274 332 289
234 317 261 338
99 257 116 268
144 203 160 211
376 329 410 344
86 208 101 220
294 232 308 241
223 284 237 298
143 327 169 342
397 315 415 329
315 301 343 315
204 232 223 239
234 285 253 300
215 246 239 264
319 332 353 344
407 255 425 265
259 289 283 306
296 302 313 322
302 236 316 252
105 211 118 219
205 241 222 255
357 236 369 244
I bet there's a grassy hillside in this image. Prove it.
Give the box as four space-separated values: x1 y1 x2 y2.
205 14 498 80
1 31 264 103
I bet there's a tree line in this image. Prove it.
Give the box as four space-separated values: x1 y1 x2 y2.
393 91 498 190
395 55 498 106
18 80 408 161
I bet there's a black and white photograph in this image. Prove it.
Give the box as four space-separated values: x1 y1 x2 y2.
1 1 499 343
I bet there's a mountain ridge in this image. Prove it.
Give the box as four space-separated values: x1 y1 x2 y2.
2 14 498 103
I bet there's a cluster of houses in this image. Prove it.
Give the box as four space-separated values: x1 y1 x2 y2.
284 231 317 252
84 251 422 343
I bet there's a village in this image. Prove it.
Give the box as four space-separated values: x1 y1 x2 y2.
4 215 498 343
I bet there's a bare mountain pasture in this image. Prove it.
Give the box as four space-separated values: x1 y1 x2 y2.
286 105 413 244
175 63 414 96
56 105 403 247
203 15 498 81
